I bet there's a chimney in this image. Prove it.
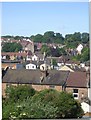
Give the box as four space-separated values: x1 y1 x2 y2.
40 65 49 83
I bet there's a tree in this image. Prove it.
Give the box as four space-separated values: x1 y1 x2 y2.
72 47 90 62
5 85 36 102
44 31 55 43
81 32 89 44
32 34 43 43
64 32 82 48
3 85 36 119
52 59 57 66
2 42 22 52
80 47 90 62
55 33 64 44
41 45 51 56
23 89 84 119
3 88 84 119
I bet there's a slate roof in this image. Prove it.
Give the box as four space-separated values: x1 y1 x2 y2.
66 72 87 88
2 69 69 86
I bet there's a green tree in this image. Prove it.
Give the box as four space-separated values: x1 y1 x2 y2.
72 47 90 62
41 45 51 56
52 59 57 66
3 88 84 119
80 47 90 62
3 85 36 119
55 33 64 44
32 34 44 43
24 89 84 119
44 31 55 43
81 32 89 44
64 32 82 48
5 85 36 102
2 42 22 52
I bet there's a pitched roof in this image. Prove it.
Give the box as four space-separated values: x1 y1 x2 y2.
2 69 69 86
66 72 87 88
2 52 27 57
59 65 74 72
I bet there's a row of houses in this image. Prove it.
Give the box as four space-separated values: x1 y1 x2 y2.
2 66 90 100
2 52 90 71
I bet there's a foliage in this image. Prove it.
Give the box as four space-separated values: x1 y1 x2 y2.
2 32 89 45
30 31 65 44
52 59 57 66
41 45 51 56
3 88 84 119
81 32 89 44
64 32 89 49
2 42 22 52
72 47 90 62
32 34 44 43
24 89 84 119
5 85 36 102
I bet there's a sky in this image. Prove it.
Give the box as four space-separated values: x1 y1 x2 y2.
1 1 89 37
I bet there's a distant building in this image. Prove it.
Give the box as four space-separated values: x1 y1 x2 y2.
32 54 38 61
76 44 83 55
26 63 37 70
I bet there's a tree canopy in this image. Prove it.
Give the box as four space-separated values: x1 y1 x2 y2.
72 47 90 62
3 85 84 119
2 42 22 52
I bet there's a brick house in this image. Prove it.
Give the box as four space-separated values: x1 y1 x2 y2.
66 71 90 101
2 69 69 97
2 67 90 101
2 52 27 61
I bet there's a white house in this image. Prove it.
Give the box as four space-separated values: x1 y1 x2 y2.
58 65 74 72
76 44 83 54
40 63 51 70
32 55 38 61
26 63 37 70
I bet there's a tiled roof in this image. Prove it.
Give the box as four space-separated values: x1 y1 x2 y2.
66 72 87 88
2 69 69 86
2 52 27 57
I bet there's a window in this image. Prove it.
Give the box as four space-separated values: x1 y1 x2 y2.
32 66 34 68
73 89 79 99
73 89 78 93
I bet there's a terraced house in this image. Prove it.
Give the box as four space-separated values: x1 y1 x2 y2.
2 65 90 102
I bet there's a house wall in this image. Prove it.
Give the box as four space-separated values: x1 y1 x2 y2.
2 83 88 102
2 83 6 97
66 87 88 101
32 85 49 91
2 83 63 97
26 64 36 69
2 63 17 69
40 64 51 70
10 55 16 60
32 55 38 61
32 85 62 91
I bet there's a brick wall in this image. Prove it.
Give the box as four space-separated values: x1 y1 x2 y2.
66 87 88 101
2 83 88 102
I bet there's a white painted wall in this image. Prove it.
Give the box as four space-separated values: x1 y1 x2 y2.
26 63 36 70
32 55 38 61
76 44 83 53
81 102 91 113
